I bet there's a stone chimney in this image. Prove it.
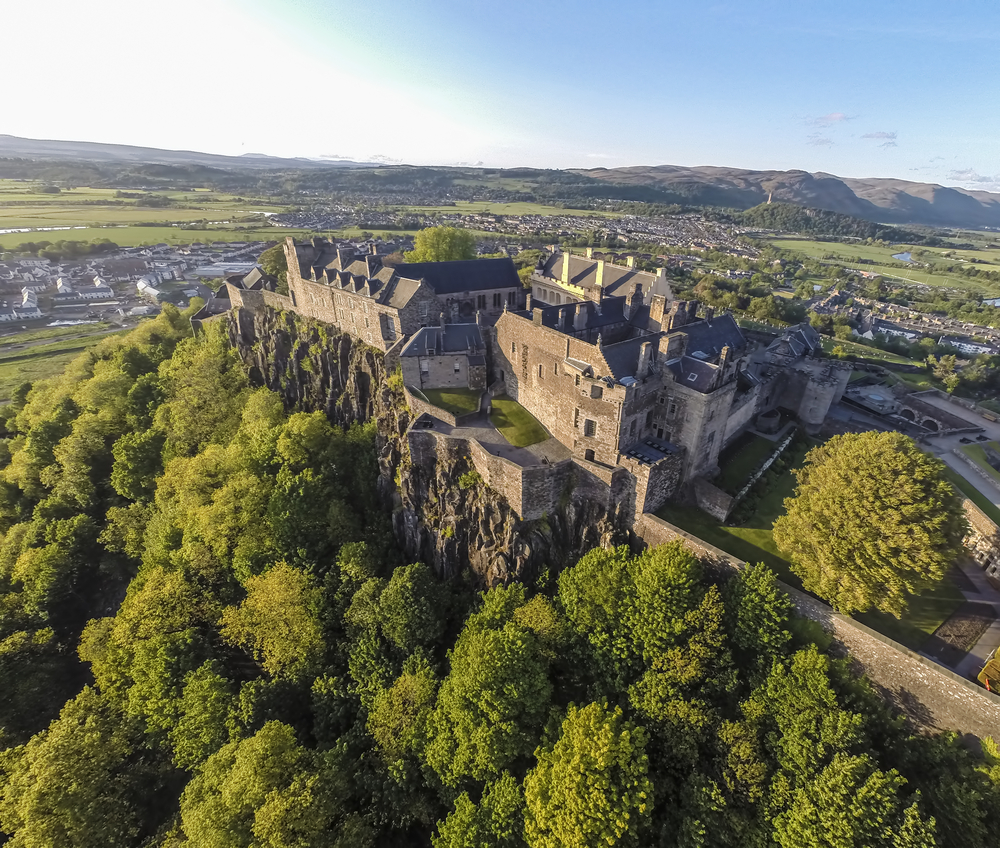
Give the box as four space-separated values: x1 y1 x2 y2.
624 283 644 321
533 307 544 325
561 252 571 284
369 243 379 255
439 312 445 332
704 305 714 322
666 300 688 331
636 342 651 379
626 255 635 269
595 259 605 292
525 292 532 311
718 344 731 375
649 294 667 329
574 301 588 331
585 247 594 259
659 332 687 360
595 285 603 316
687 301 698 323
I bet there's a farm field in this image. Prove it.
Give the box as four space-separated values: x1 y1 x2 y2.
769 237 1000 294
0 225 309 250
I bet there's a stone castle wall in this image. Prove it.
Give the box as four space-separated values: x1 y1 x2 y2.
632 513 1000 739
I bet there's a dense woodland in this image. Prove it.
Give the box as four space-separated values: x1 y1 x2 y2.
0 311 999 846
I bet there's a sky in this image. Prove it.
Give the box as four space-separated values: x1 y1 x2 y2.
5 0 1000 190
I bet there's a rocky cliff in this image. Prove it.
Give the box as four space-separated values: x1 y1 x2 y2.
226 307 629 584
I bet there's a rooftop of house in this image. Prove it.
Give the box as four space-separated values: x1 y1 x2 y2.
681 313 746 359
396 258 520 295
400 322 485 357
515 296 630 333
538 253 672 300
766 322 822 358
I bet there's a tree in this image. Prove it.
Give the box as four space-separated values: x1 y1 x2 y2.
722 563 792 680
178 721 346 848
432 772 525 848
258 244 288 295
405 227 476 263
772 432 966 616
220 562 325 679
524 701 652 848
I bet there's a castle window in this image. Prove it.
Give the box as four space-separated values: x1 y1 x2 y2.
538 364 543 378
508 291 515 306
511 341 516 355
585 449 595 461
574 408 580 428
584 419 597 437
646 410 653 427
553 362 558 375
454 360 461 374
591 384 603 399
494 293 502 308
668 402 677 417
575 374 581 386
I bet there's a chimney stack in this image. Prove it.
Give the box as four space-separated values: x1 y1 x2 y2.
636 342 651 379
704 305 714 322
573 301 588 331
649 294 667 329
533 307 544 325
718 344 731 375
626 255 635 269
370 243 378 255
561 251 571 284
666 300 688 331
525 292 532 311
585 247 594 259
595 259 605 293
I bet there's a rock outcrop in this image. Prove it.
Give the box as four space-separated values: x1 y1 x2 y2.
226 306 629 584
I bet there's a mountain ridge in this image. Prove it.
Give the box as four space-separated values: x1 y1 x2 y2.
573 164 1000 229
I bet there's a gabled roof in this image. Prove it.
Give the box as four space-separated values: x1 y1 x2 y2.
541 254 672 300
599 336 657 381
400 323 485 357
516 297 628 332
397 258 520 294
681 314 746 358
666 355 720 393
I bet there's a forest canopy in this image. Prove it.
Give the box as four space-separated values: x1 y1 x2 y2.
0 313 996 847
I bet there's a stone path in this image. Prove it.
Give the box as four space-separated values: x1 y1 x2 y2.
425 413 570 469
952 559 1000 679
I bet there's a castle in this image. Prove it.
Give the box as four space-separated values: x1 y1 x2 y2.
224 238 851 522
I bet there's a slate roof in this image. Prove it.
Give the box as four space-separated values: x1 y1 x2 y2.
516 296 628 333
768 322 822 357
400 323 485 357
681 314 746 359
397 258 520 295
599 336 658 381
666 356 720 393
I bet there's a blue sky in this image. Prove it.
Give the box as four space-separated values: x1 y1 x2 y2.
6 0 1000 190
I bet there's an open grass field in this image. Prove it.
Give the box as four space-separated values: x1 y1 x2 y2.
656 455 964 651
769 236 1000 295
0 325 128 399
0 225 309 250
716 434 776 492
422 387 480 416
489 396 548 447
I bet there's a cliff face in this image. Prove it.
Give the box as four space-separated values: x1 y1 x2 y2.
226 307 629 584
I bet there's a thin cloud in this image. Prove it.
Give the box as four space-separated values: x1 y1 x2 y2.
949 168 995 183
586 152 615 159
862 131 897 140
808 112 852 127
368 154 403 164
806 134 834 147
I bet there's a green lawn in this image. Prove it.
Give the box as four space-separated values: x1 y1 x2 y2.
717 435 778 492
422 387 481 416
962 443 1000 485
656 463 964 651
489 396 548 447
821 337 917 366
0 322 109 346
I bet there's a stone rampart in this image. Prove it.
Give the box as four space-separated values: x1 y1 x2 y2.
632 513 1000 738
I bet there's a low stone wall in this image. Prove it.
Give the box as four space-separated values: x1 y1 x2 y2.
405 386 460 427
632 512 1000 739
228 285 294 313
954 448 1000 494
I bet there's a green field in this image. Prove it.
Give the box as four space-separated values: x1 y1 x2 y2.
769 237 1000 295
489 396 548 447
656 459 963 651
820 337 919 366
716 435 776 492
0 225 309 250
422 387 481 416
0 325 128 399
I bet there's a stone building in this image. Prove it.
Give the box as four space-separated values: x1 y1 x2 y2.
529 249 673 307
278 237 523 352
400 319 488 391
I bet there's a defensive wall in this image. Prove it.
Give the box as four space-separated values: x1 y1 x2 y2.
632 512 1000 739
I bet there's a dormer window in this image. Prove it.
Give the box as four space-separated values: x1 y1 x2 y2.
687 372 698 382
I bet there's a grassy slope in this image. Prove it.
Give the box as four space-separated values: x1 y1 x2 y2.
962 443 1000 484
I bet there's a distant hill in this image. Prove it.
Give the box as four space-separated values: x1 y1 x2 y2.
573 164 1000 230
0 134 375 171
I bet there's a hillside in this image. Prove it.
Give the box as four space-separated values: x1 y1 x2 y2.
575 164 1000 229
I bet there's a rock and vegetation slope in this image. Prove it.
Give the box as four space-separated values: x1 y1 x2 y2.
0 309 998 846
